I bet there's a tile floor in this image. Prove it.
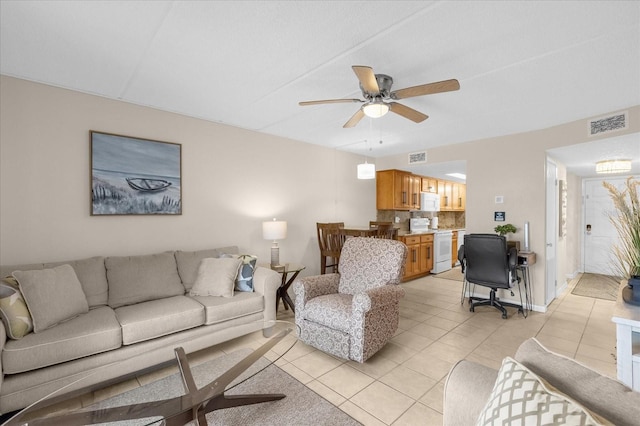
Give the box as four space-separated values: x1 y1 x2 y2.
38 272 618 425
266 272 618 426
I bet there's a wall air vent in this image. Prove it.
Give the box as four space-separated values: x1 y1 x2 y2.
408 151 427 164
588 111 628 136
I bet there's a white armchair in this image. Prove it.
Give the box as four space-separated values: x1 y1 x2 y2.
293 237 407 362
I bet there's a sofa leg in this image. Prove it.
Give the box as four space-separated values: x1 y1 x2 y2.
262 326 274 338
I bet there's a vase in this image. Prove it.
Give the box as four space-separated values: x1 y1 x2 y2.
622 276 640 306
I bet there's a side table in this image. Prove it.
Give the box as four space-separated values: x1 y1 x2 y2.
271 263 305 313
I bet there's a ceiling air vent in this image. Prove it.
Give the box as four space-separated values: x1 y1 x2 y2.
408 151 427 164
588 111 628 137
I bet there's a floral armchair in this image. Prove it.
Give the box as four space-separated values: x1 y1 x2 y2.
293 237 407 363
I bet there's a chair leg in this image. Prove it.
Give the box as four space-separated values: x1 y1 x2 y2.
470 289 523 319
320 256 327 275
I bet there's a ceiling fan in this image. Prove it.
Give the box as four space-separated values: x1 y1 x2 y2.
299 65 460 128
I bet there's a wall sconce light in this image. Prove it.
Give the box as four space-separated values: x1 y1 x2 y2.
595 159 631 174
262 218 287 268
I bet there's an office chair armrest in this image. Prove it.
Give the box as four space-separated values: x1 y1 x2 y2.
352 285 406 313
293 273 340 309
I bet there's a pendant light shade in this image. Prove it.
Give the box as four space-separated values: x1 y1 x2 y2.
357 162 376 179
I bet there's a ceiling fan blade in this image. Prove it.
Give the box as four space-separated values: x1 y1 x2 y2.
343 108 366 128
391 79 460 100
388 102 428 123
352 66 380 95
299 98 363 106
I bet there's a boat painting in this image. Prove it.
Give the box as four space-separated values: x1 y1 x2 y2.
126 178 172 192
91 131 181 215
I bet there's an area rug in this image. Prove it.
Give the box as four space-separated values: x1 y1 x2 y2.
87 348 362 426
571 273 621 301
434 266 464 281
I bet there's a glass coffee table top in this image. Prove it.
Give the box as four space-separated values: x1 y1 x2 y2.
4 320 297 426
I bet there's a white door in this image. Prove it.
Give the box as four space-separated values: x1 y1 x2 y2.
545 160 557 305
583 177 627 275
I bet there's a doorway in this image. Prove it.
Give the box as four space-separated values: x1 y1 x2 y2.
583 177 629 275
545 160 558 306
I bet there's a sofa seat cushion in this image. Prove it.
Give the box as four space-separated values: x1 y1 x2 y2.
106 252 185 308
190 292 263 325
304 294 353 333
2 306 121 374
515 338 640 426
115 296 204 345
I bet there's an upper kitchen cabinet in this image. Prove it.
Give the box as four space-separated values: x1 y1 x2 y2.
438 180 466 211
421 177 438 193
376 169 421 210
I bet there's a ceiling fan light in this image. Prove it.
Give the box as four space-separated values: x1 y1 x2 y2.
363 102 389 118
595 159 631 174
357 162 376 179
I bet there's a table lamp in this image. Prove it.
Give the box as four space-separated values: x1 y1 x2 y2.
262 219 287 268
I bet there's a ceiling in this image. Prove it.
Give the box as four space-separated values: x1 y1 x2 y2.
1 1 639 178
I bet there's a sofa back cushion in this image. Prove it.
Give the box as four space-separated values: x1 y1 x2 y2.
106 252 184 308
1 256 109 308
515 338 640 426
174 246 239 290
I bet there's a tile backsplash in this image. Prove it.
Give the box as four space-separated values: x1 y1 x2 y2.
377 210 466 231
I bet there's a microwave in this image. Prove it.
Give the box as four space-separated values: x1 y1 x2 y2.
420 192 441 212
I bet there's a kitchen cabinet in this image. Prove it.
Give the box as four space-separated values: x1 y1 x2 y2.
398 234 434 281
451 231 458 266
376 170 420 210
438 180 466 211
421 177 438 193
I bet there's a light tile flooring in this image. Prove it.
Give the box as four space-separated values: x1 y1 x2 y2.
267 272 618 426
36 272 618 425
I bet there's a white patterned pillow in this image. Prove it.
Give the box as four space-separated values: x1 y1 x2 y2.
477 357 612 426
0 276 33 339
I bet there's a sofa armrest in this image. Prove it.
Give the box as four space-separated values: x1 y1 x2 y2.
252 266 281 329
443 360 497 426
353 285 405 314
293 274 340 310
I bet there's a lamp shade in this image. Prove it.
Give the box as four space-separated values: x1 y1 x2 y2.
357 162 376 179
595 159 631 174
262 219 287 240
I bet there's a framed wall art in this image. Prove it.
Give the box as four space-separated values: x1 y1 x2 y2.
90 131 182 215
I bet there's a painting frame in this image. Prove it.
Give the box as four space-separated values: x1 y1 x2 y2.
90 131 182 216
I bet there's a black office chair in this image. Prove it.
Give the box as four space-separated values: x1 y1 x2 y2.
459 234 524 319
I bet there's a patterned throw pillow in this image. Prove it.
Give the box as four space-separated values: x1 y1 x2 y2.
477 357 611 426
220 254 258 292
0 276 34 339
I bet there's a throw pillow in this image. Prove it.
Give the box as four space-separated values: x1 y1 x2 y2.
220 253 258 292
0 276 33 339
13 264 89 333
189 257 242 297
476 357 611 426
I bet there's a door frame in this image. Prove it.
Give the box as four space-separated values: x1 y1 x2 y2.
545 159 558 306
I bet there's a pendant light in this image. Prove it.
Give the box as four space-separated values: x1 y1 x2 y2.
357 120 376 179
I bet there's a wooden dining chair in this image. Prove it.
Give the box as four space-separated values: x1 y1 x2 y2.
316 222 346 274
372 223 398 240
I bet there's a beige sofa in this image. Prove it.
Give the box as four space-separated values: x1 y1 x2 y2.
0 246 281 414
444 338 640 426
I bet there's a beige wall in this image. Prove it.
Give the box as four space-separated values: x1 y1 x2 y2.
0 76 377 274
379 105 640 310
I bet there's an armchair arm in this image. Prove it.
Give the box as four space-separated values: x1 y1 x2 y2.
293 273 339 310
353 285 406 314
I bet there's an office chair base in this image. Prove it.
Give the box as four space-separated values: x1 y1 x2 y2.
469 292 524 319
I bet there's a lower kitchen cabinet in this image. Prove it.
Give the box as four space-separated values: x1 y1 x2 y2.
398 234 434 281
